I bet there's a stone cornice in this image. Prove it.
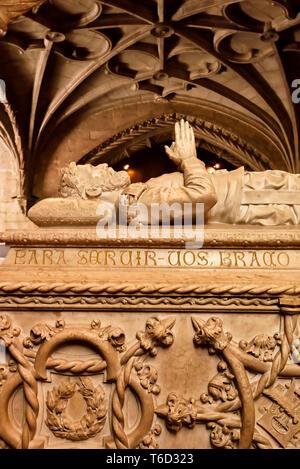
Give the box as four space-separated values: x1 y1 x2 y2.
1 226 300 248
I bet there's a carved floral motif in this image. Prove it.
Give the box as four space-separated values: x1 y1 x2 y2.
156 393 199 432
239 333 281 362
207 422 240 449
200 361 237 404
0 315 21 346
0 360 17 387
135 362 160 395
136 316 175 356
23 319 65 348
91 320 126 352
192 317 232 353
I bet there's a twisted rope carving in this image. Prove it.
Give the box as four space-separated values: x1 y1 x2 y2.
112 359 135 449
253 315 298 399
46 358 106 374
0 282 298 296
110 342 144 448
8 343 39 449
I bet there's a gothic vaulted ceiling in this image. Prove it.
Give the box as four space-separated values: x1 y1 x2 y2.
0 0 299 201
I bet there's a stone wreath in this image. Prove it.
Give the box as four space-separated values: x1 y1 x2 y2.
46 377 106 441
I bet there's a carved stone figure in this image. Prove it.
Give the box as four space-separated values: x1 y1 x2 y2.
29 119 300 226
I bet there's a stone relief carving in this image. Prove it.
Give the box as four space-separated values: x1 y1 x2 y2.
58 161 130 200
258 380 300 447
239 334 282 362
1 307 300 449
29 119 300 227
0 281 298 297
3 227 300 247
200 361 237 404
46 378 107 441
0 295 280 310
156 311 300 449
0 314 175 449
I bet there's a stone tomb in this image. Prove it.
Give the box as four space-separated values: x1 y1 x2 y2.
0 226 300 450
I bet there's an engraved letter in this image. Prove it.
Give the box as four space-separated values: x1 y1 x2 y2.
277 252 290 267
105 250 116 266
183 251 196 266
56 250 67 265
197 251 208 266
219 251 232 267
14 249 26 264
234 251 246 267
168 251 181 266
42 250 53 265
145 250 157 266
28 250 38 265
120 250 133 266
249 251 261 267
77 250 88 265
263 251 276 267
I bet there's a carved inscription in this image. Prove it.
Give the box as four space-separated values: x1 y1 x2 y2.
5 248 295 269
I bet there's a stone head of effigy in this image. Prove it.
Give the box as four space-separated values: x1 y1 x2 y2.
59 161 131 200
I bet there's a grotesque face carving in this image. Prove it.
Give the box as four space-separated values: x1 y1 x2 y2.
59 162 131 199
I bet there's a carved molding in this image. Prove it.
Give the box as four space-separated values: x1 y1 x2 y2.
2 228 300 247
0 295 280 311
0 282 298 297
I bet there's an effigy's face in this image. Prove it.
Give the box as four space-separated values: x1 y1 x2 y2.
59 162 131 198
83 164 131 192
